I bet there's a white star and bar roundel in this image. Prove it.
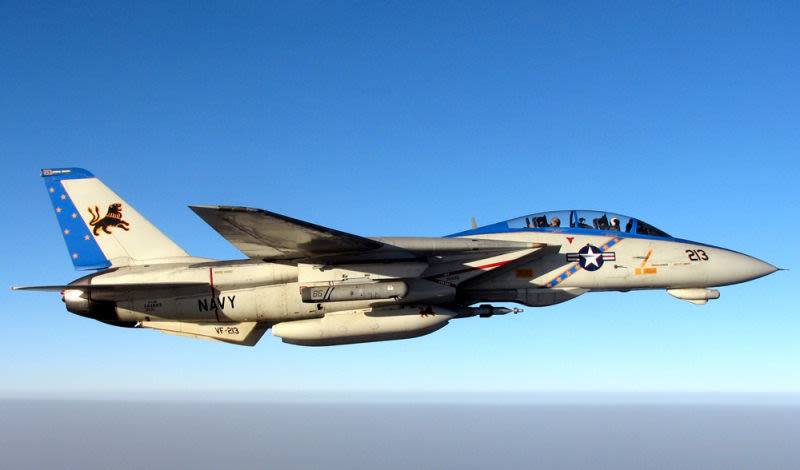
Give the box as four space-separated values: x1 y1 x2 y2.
566 244 616 271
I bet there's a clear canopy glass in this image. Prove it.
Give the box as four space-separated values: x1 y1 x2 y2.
506 210 670 237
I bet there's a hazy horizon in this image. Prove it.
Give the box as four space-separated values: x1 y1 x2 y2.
4 391 800 405
3 399 798 470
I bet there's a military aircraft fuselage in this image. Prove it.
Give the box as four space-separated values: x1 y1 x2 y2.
65 230 774 326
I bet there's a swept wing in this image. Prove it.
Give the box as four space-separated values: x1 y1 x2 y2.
191 205 546 262
190 205 384 260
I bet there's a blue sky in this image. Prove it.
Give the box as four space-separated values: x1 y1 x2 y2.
1 1 797 398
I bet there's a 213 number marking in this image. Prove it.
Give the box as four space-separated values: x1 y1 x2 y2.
686 249 709 261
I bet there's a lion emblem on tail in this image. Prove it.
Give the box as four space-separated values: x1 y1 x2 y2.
88 203 130 235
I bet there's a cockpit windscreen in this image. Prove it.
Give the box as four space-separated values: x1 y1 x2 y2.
506 210 670 237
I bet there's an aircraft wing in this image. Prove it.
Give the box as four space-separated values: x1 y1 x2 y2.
190 205 384 260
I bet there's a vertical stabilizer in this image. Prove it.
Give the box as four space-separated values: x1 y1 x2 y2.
42 168 189 269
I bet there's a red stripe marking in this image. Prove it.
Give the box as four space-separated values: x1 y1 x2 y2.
209 268 220 322
475 260 513 270
425 260 513 287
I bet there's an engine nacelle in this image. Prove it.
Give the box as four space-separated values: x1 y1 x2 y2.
63 289 134 327
271 306 455 346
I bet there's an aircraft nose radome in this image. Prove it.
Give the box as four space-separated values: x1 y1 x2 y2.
727 252 778 284
701 249 778 287
745 257 779 280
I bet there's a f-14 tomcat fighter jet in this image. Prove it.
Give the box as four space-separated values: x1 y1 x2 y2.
13 168 777 347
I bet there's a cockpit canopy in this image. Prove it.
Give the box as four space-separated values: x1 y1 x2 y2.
505 210 671 238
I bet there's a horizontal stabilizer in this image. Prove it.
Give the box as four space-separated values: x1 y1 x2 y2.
190 205 383 260
11 285 68 292
12 282 209 301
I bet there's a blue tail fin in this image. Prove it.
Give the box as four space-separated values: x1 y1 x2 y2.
43 168 111 269
42 168 189 270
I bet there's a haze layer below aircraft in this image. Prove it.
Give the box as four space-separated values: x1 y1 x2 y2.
12 168 777 346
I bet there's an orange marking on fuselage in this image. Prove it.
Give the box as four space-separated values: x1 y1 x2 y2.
640 249 653 268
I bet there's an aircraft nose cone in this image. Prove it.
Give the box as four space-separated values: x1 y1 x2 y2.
745 257 779 280
727 252 778 284
702 249 777 287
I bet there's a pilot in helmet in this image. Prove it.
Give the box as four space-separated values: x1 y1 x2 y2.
549 217 561 227
610 217 621 231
